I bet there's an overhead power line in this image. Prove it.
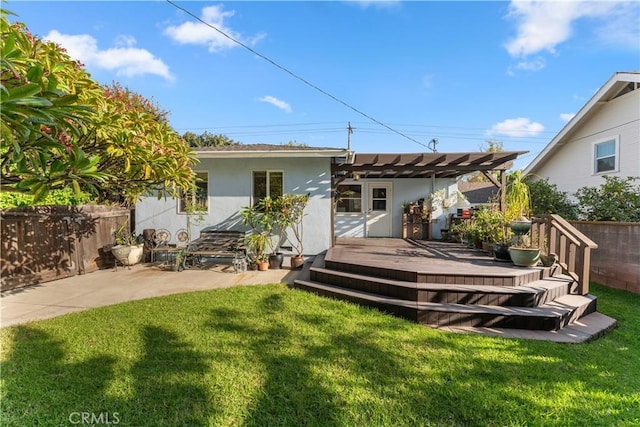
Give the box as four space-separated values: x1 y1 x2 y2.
165 0 436 151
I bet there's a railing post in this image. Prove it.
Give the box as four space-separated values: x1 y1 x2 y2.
578 245 591 295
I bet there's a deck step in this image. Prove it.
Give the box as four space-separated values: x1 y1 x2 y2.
309 266 573 307
438 312 618 343
324 258 561 288
292 280 597 331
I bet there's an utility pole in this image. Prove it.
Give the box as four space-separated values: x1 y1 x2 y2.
428 137 438 153
347 122 355 151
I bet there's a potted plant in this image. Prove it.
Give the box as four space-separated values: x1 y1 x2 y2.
482 209 513 262
508 232 541 267
280 193 310 269
473 207 501 253
241 198 286 269
245 232 270 271
504 170 532 235
540 236 558 267
111 219 143 266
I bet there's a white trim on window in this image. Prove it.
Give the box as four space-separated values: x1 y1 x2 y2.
252 170 284 205
593 136 619 175
335 183 363 213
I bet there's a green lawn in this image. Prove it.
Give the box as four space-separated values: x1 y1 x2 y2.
1 282 638 426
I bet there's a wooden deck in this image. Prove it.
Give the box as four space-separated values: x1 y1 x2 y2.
327 238 555 286
293 238 617 343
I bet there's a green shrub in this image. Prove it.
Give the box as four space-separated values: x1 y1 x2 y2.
0 188 93 209
527 178 578 220
575 176 640 222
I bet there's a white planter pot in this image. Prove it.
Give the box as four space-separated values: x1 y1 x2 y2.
112 244 143 266
127 245 144 265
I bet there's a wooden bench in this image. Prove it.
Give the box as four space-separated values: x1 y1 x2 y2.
177 229 247 271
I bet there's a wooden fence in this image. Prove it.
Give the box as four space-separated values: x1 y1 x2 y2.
1 205 132 291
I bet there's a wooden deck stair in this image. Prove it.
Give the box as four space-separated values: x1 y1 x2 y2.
294 244 617 343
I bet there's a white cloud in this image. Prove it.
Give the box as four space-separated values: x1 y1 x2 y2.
504 1 637 61
346 0 401 9
259 96 292 113
488 118 544 137
164 5 265 53
45 30 173 81
560 113 575 122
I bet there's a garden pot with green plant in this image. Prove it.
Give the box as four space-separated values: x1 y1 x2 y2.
504 170 532 234
539 236 558 267
111 219 143 266
245 232 270 271
508 233 541 267
279 193 310 269
241 197 285 269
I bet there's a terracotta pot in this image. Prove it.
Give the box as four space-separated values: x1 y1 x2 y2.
257 261 269 271
290 255 305 270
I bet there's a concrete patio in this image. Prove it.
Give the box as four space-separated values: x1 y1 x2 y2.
1 262 303 328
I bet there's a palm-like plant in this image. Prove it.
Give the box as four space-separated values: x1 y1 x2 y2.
504 170 531 222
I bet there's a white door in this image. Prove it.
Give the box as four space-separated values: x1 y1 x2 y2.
366 183 392 237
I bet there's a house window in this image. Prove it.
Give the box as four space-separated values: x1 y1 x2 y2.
336 184 362 213
178 171 208 214
594 138 618 174
253 171 283 204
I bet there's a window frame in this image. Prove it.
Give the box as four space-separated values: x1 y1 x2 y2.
177 171 209 214
593 136 619 175
335 183 363 213
252 170 284 205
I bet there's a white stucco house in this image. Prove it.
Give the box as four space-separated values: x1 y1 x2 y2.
523 71 640 195
136 145 524 256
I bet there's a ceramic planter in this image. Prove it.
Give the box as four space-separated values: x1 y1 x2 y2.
111 244 143 266
268 253 284 269
509 220 532 236
540 253 558 267
493 243 512 262
508 247 541 267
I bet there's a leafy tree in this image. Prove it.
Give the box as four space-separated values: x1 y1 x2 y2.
1 10 197 204
1 10 107 199
284 140 308 147
575 176 640 222
84 83 196 203
182 131 238 147
461 140 504 182
527 178 578 220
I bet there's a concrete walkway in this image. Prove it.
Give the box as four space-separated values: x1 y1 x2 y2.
1 262 302 328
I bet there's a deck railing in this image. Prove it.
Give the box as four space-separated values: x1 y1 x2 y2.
530 214 598 295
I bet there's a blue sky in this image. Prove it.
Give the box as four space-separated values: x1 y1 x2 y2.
8 1 640 169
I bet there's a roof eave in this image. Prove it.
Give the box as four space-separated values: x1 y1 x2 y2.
196 149 350 159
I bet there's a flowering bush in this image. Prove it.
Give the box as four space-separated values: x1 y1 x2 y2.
575 176 640 222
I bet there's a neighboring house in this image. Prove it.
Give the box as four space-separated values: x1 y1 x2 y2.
136 146 524 255
524 71 640 195
457 181 499 208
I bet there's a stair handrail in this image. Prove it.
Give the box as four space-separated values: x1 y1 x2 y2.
531 214 597 295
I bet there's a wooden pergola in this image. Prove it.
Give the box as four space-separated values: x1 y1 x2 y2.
332 151 528 210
